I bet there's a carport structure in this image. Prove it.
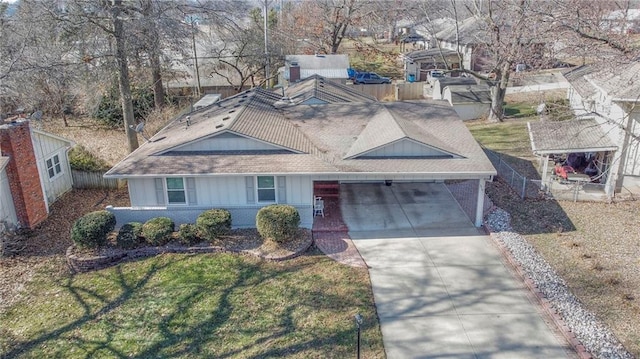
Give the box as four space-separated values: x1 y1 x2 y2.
528 119 618 199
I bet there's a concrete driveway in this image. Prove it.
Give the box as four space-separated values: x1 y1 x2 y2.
341 183 574 359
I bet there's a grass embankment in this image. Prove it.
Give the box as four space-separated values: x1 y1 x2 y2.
468 118 640 357
0 252 384 358
466 117 540 178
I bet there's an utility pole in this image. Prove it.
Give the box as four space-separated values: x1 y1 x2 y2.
190 15 202 98
263 0 270 88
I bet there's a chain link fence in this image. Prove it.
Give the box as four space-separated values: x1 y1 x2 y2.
484 149 542 199
484 148 608 201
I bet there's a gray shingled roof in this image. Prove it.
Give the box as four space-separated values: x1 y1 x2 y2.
562 65 598 99
283 75 377 104
405 48 459 62
436 17 490 45
106 81 495 178
593 61 640 102
528 119 618 154
446 85 492 104
286 54 349 70
564 62 640 102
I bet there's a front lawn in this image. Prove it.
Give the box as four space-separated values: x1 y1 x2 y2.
0 251 384 358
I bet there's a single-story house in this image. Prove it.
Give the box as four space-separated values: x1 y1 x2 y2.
280 54 350 86
0 119 74 228
403 48 460 82
527 63 640 198
442 85 492 121
104 75 496 228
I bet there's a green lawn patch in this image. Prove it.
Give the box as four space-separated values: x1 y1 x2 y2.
503 102 537 118
0 251 384 358
467 118 541 179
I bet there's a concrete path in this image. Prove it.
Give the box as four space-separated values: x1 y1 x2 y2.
341 183 575 359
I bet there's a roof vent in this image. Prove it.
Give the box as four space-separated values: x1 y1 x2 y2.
215 124 224 129
222 116 230 121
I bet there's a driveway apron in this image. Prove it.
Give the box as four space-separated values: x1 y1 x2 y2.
341 183 574 359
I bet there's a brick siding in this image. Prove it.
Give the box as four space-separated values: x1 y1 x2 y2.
0 120 48 228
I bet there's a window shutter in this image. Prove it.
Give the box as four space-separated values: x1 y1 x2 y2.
277 176 286 203
186 177 197 205
154 178 166 205
245 176 255 204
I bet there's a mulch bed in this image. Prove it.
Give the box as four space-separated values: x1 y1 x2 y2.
67 228 313 273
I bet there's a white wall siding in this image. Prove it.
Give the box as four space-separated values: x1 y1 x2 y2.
285 175 313 204
362 139 447 157
451 103 490 121
175 133 280 152
195 176 247 206
31 131 72 204
129 178 161 206
0 168 18 226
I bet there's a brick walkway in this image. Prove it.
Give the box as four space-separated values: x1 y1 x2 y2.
312 196 367 268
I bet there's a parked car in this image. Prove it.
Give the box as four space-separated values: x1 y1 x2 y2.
426 70 446 87
354 72 391 84
400 34 425 43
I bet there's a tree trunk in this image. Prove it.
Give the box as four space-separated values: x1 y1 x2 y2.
150 51 164 109
487 62 512 122
111 0 139 152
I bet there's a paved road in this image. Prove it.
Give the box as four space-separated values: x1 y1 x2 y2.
341 183 575 359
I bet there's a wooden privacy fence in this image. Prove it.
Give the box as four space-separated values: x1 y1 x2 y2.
350 82 426 101
71 170 125 189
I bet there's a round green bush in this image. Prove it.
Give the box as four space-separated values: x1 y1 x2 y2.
70 210 116 248
256 205 300 243
196 209 232 241
178 223 199 245
68 145 110 172
116 222 143 249
142 217 175 245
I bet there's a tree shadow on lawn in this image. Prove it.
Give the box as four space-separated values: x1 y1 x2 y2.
2 251 378 358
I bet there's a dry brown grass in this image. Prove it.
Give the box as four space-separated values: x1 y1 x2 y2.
488 171 640 358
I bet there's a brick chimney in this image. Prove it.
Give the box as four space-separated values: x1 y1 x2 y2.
289 62 300 83
0 120 48 228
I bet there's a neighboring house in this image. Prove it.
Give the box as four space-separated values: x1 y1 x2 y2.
280 54 350 85
442 85 492 121
104 75 496 228
527 63 640 198
435 17 491 72
403 48 460 82
0 119 74 228
603 8 640 34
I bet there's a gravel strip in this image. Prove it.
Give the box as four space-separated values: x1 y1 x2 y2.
485 208 633 359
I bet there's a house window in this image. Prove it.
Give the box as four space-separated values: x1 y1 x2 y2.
45 154 62 179
166 178 186 204
257 176 276 202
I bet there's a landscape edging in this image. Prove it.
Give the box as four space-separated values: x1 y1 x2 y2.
66 236 313 273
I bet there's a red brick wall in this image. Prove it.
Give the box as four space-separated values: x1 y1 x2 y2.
0 120 48 228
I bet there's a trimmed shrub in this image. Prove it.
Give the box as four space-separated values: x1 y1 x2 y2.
70 210 116 248
142 217 174 245
178 223 199 245
256 205 300 243
196 209 232 241
116 222 143 249
68 145 110 171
